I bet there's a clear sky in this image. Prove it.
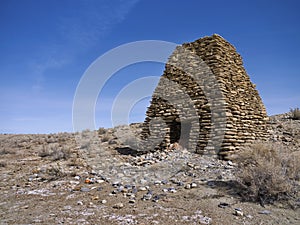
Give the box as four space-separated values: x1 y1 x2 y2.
0 0 299 134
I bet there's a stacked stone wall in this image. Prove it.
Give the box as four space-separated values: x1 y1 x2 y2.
141 34 269 159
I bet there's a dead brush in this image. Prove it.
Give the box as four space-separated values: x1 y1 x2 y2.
234 142 300 207
290 107 300 120
51 146 71 161
98 127 106 135
39 144 71 161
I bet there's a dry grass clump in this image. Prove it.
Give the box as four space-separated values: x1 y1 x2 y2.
51 147 71 161
98 127 106 135
38 143 71 161
290 107 300 120
235 142 300 206
45 164 65 177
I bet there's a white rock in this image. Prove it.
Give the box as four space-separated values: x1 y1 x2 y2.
185 184 191 189
234 209 244 217
69 180 80 185
227 160 233 166
113 202 124 209
191 183 198 188
169 188 177 193
129 199 136 203
246 215 253 219
138 186 147 191
154 180 161 185
140 179 147 184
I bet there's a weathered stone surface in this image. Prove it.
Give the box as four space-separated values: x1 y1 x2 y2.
141 34 268 159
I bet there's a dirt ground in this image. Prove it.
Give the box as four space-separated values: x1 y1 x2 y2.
0 115 299 224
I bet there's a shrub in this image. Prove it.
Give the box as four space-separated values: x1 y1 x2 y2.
98 127 106 135
80 140 91 149
235 142 300 206
38 144 71 161
45 164 65 178
38 145 52 157
51 147 71 161
290 107 300 120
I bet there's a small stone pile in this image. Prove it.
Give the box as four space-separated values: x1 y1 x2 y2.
141 34 269 159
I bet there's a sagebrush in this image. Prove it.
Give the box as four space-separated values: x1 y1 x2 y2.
235 142 300 206
38 144 71 161
98 127 106 135
290 107 300 120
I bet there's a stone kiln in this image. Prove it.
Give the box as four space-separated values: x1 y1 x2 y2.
141 34 268 159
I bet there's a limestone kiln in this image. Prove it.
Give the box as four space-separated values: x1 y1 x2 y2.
141 34 268 159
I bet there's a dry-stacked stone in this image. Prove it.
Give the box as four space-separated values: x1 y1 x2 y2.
141 34 269 159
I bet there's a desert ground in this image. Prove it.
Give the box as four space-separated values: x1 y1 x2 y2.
0 113 299 225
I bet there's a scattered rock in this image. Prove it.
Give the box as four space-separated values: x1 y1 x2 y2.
258 210 271 215
139 186 147 191
113 202 124 209
132 187 138 194
129 199 136 204
96 180 104 184
126 193 135 198
161 180 168 185
74 175 81 180
69 180 80 185
168 187 177 193
108 139 118 145
80 187 90 192
1 114 298 224
152 195 160 202
112 181 121 187
234 208 244 217
85 178 95 184
142 193 152 201
185 184 191 189
154 180 161 185
124 184 132 189
218 202 230 209
117 186 124 192
177 181 184 186
187 162 195 168
92 195 99 200
170 178 178 184
191 182 197 188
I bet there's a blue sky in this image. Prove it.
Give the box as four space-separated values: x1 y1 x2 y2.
0 0 299 134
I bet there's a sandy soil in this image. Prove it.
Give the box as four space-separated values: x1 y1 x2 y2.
0 115 299 224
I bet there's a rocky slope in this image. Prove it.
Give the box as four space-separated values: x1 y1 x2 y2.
0 114 299 224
